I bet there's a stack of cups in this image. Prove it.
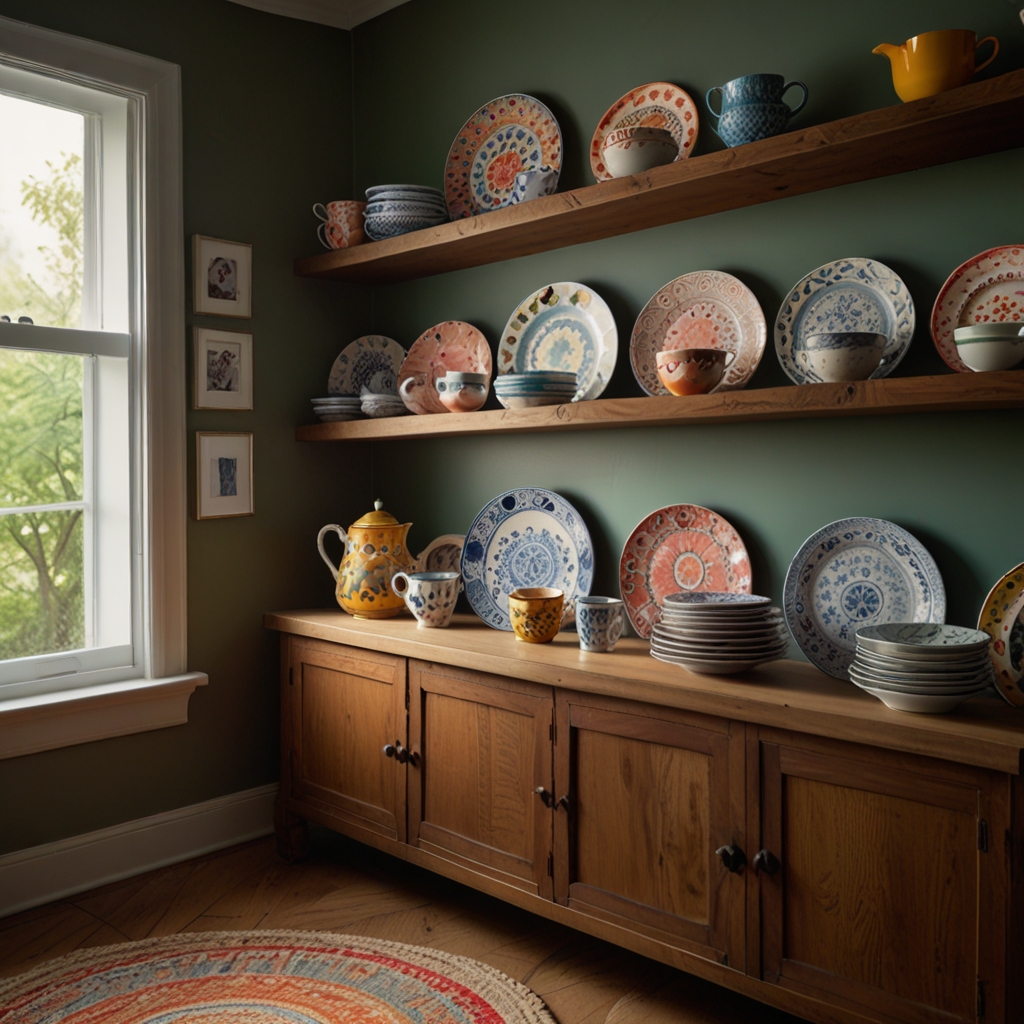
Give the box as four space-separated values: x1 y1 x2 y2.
705 74 808 148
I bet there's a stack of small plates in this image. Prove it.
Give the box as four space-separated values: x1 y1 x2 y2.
493 371 577 410
650 592 788 674
364 185 449 240
850 623 994 714
311 396 363 422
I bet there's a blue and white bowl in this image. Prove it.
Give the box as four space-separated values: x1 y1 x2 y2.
364 210 448 241
793 331 888 383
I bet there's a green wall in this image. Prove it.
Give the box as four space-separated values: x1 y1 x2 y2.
0 0 371 855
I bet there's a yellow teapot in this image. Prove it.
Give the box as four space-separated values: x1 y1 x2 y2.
317 500 415 618
873 29 998 103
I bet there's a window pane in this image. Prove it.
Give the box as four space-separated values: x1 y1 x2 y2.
0 93 85 328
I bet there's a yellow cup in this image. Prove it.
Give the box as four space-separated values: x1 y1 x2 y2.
873 30 999 103
508 588 564 643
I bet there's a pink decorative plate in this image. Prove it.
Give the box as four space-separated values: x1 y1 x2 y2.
630 271 766 396
444 94 562 219
398 321 492 415
931 245 1024 371
590 82 698 183
619 504 752 639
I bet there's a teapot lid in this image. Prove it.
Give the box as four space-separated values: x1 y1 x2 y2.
352 499 402 529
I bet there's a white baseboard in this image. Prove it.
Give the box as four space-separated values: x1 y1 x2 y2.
0 783 278 918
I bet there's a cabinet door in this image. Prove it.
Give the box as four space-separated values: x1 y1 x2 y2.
408 660 554 899
285 636 407 842
755 731 1008 1024
553 690 746 970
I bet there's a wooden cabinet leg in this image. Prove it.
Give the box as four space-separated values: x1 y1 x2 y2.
275 801 309 863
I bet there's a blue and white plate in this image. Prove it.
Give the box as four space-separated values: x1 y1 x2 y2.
461 487 594 631
328 336 406 396
498 283 617 402
783 517 945 681
774 258 915 385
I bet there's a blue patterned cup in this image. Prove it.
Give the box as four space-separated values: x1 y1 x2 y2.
391 571 463 628
707 74 808 112
713 102 793 148
575 596 625 653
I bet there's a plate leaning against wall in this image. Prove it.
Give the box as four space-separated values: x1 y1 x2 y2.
978 561 1024 706
398 321 492 415
328 335 406 395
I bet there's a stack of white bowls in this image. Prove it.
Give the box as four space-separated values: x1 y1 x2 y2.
364 185 449 240
493 371 577 409
650 592 788 674
311 396 363 422
850 623 994 713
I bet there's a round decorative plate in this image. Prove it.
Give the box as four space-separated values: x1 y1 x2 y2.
630 271 766 396
328 335 406 395
444 94 562 219
783 518 946 681
497 282 617 401
931 245 1024 372
619 504 752 639
417 533 466 573
461 487 593 632
978 561 1024 706
774 258 915 384
398 321 492 415
590 82 699 182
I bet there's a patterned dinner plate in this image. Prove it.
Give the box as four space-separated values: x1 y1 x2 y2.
630 271 766 396
978 561 1024 706
931 245 1024 372
416 534 465 574
444 94 562 220
328 336 406 396
774 258 914 385
497 282 617 402
784 518 945 681
619 504 752 639
397 321 492 415
461 487 593 632
590 82 699 183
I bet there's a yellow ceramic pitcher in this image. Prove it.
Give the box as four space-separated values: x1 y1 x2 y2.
873 29 998 103
317 500 415 618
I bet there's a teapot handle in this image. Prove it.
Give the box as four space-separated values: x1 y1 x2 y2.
317 524 348 581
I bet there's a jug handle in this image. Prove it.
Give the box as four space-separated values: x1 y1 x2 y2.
974 36 999 74
317 524 348 581
704 86 723 123
312 203 329 222
782 80 808 116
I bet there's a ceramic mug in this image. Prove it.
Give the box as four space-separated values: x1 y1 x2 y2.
575 596 625 653
314 200 366 250
508 587 564 643
706 73 808 113
507 166 559 206
390 571 463 628
657 348 735 396
600 127 678 178
873 30 999 103
435 371 488 413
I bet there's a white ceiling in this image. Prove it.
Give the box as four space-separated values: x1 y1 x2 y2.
226 0 411 30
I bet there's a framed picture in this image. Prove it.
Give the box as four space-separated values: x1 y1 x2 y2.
193 235 252 318
195 432 253 519
193 327 253 410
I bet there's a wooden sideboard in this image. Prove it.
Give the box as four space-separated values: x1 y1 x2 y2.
266 610 1024 1024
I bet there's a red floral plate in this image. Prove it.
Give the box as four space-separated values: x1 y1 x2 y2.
930 244 1024 371
398 322 491 415
619 504 752 639
590 82 698 183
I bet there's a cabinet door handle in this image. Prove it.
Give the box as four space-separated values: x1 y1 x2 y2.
382 743 397 759
557 794 571 811
715 844 746 874
393 740 411 765
753 849 781 876
534 786 554 808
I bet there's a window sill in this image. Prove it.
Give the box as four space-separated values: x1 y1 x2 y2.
0 673 208 759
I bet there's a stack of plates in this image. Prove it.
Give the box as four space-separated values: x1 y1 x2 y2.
364 185 449 240
311 396 363 422
650 592 788 674
360 392 409 418
850 623 994 714
493 371 577 410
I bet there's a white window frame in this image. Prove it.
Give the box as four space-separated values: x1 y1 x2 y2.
0 15 206 759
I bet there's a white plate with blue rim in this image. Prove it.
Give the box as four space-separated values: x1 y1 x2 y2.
783 517 945 681
328 335 406 396
774 258 915 385
461 487 594 631
497 283 618 402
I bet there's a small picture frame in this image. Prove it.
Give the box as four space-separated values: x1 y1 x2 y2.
193 235 252 318
195 432 253 519
193 327 253 410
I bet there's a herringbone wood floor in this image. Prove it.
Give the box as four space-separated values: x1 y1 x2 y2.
0 828 806 1024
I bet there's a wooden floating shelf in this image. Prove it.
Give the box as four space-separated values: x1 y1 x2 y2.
296 371 1024 442
295 71 1024 285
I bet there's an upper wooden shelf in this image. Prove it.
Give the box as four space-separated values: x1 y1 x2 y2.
295 71 1024 285
296 370 1024 442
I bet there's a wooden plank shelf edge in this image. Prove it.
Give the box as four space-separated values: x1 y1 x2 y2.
295 71 1024 285
295 371 1024 442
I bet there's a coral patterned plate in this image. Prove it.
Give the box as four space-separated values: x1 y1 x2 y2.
774 258 914 385
978 561 1024 707
444 94 562 219
619 504 752 639
398 322 492 415
931 245 1024 372
590 82 699 183
328 335 406 395
630 271 766 396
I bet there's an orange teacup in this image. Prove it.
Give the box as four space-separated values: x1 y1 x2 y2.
656 348 735 396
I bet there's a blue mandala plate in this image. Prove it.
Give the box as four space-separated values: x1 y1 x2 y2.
783 517 945 681
328 335 406 396
461 487 594 631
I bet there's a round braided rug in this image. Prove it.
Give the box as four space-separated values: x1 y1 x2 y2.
0 930 558 1024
